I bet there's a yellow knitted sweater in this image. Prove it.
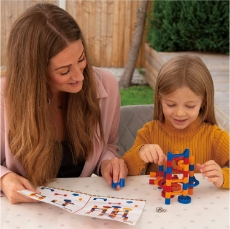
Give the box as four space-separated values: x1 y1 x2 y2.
122 118 230 188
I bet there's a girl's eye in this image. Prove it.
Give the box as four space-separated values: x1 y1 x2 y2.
167 104 175 107
60 69 70 75
187 105 195 109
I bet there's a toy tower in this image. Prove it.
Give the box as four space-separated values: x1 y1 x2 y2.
149 149 199 205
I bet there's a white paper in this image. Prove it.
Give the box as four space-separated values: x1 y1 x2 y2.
18 186 146 226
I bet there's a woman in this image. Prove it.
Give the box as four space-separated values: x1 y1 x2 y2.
1 3 127 204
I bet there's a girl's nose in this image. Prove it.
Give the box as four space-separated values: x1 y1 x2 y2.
175 108 185 116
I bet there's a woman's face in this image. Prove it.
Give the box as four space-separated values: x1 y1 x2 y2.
47 40 86 95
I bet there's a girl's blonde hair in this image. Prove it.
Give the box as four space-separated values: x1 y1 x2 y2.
154 55 217 125
5 3 104 186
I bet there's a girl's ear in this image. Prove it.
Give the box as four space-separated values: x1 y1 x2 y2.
158 94 162 103
158 96 164 107
201 99 206 108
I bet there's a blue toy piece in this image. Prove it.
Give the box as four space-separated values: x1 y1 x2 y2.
188 176 200 188
111 178 125 188
178 195 191 204
120 178 125 187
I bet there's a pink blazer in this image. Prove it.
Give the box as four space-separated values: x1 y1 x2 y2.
1 67 121 180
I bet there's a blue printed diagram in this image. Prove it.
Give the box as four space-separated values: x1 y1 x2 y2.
18 186 145 225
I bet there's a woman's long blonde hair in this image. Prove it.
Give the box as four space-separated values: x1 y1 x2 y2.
5 3 104 186
154 55 217 125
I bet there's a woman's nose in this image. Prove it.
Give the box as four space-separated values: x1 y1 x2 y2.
71 66 84 80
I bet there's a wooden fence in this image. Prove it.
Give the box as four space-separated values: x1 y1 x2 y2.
1 0 147 67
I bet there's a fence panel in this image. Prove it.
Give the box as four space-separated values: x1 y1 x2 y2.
1 0 146 67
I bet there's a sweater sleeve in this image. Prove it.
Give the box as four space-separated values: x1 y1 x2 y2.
221 167 229 188
212 127 229 166
122 122 153 175
212 127 229 189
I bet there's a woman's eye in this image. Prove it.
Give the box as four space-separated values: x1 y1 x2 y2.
60 69 70 75
78 55 86 63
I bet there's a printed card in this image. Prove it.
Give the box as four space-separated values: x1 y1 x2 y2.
18 186 146 225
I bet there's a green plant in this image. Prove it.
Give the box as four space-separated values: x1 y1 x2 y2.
147 0 229 54
120 85 154 106
137 68 146 77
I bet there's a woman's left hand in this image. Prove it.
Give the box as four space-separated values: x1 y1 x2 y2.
100 158 128 190
196 160 224 187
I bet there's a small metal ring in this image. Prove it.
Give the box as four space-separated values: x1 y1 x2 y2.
156 207 166 213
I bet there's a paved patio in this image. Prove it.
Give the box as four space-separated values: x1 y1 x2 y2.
102 67 146 85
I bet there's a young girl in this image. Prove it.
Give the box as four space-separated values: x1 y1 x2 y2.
122 55 229 189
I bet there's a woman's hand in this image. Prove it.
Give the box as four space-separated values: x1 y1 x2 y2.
196 160 224 188
0 172 40 204
138 144 167 165
100 157 128 190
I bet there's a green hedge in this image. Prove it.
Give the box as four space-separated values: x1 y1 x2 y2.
147 0 229 54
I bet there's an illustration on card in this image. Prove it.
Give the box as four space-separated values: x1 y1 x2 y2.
18 186 145 225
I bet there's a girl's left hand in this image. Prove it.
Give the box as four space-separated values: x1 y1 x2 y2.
100 158 128 190
196 160 224 188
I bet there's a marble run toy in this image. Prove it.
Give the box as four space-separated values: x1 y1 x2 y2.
149 149 199 205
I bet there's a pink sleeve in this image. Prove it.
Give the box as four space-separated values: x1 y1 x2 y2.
99 91 121 160
78 68 121 177
1 79 25 180
1 81 12 178
94 68 121 174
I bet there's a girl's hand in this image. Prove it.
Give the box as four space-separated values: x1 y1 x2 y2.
0 172 40 204
100 157 128 191
138 144 167 165
196 160 224 187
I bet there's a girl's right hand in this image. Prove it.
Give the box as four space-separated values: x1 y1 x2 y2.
138 144 167 165
0 172 40 204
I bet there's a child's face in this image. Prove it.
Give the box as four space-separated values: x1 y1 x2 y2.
160 86 203 129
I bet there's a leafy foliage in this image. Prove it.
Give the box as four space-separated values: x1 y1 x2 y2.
147 0 229 54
